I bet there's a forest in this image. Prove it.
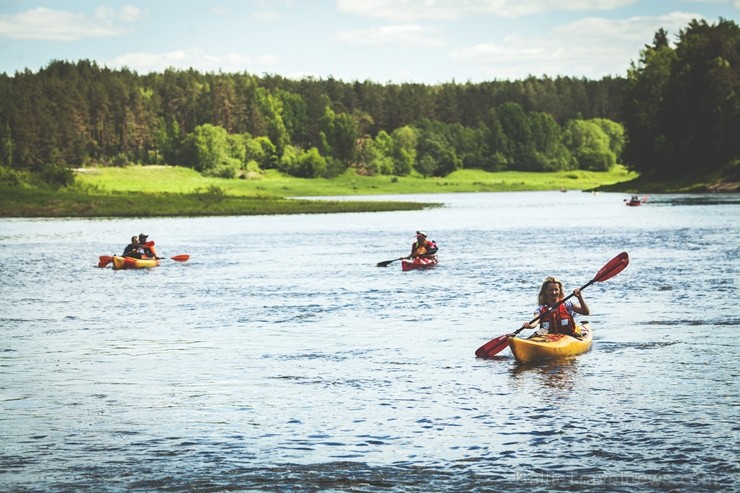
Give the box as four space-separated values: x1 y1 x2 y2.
0 17 737 188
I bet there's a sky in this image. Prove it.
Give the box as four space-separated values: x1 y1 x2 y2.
0 0 738 83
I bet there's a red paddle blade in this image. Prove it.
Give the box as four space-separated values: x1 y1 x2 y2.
170 254 189 262
593 251 629 283
97 255 112 268
475 334 511 358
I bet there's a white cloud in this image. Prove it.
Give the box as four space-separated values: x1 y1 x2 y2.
119 6 145 22
109 49 280 74
0 6 143 41
553 11 705 43
333 24 445 47
452 11 706 79
337 0 638 21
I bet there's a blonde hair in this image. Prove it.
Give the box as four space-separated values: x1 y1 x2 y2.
537 276 565 305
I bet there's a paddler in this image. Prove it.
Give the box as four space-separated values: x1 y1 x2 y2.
122 236 142 259
138 233 161 259
403 231 438 259
521 276 590 337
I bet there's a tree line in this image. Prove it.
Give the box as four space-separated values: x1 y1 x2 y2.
0 17 736 186
623 18 739 181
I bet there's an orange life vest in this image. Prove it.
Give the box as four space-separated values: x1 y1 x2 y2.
412 240 437 257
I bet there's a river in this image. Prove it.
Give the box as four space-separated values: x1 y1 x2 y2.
1 191 738 492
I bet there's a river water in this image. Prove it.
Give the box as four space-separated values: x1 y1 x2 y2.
1 191 738 492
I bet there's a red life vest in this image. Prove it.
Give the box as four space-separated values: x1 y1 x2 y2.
539 303 576 335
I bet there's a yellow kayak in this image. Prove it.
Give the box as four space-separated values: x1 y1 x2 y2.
508 322 592 364
112 255 160 270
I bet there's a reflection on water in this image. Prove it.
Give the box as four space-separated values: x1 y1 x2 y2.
1 191 738 492
510 357 581 393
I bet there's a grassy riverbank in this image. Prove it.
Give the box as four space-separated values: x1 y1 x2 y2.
2 165 636 217
75 165 635 196
0 186 435 217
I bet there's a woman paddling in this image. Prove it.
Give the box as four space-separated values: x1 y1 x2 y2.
522 276 590 338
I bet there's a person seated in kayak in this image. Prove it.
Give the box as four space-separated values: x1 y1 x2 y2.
138 233 161 259
122 236 142 259
403 231 438 259
522 276 590 337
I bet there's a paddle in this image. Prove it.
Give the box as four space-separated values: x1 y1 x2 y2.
475 251 629 358
377 251 438 267
377 257 404 267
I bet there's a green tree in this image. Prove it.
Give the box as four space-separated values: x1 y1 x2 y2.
317 105 359 164
496 102 531 170
256 88 289 158
276 89 310 147
660 19 740 177
562 119 615 171
358 130 395 175
0 122 14 167
483 109 510 171
391 125 417 175
183 123 240 176
297 148 325 178
280 146 326 178
526 112 571 171
447 123 489 170
331 111 359 163
623 29 677 175
415 121 461 176
623 19 740 179
591 118 625 159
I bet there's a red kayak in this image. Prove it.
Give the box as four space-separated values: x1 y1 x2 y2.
625 195 648 206
401 255 438 271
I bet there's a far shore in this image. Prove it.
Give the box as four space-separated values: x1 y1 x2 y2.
1 164 730 218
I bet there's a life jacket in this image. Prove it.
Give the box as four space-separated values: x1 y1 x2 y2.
413 240 437 257
140 241 158 259
539 303 576 335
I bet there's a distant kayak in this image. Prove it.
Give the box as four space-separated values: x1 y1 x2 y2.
625 195 648 207
508 322 592 363
112 255 159 270
401 255 438 271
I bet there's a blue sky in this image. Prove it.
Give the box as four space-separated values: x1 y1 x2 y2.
0 0 737 83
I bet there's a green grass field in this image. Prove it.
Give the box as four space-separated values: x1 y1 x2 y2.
1 165 639 217
75 165 637 196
